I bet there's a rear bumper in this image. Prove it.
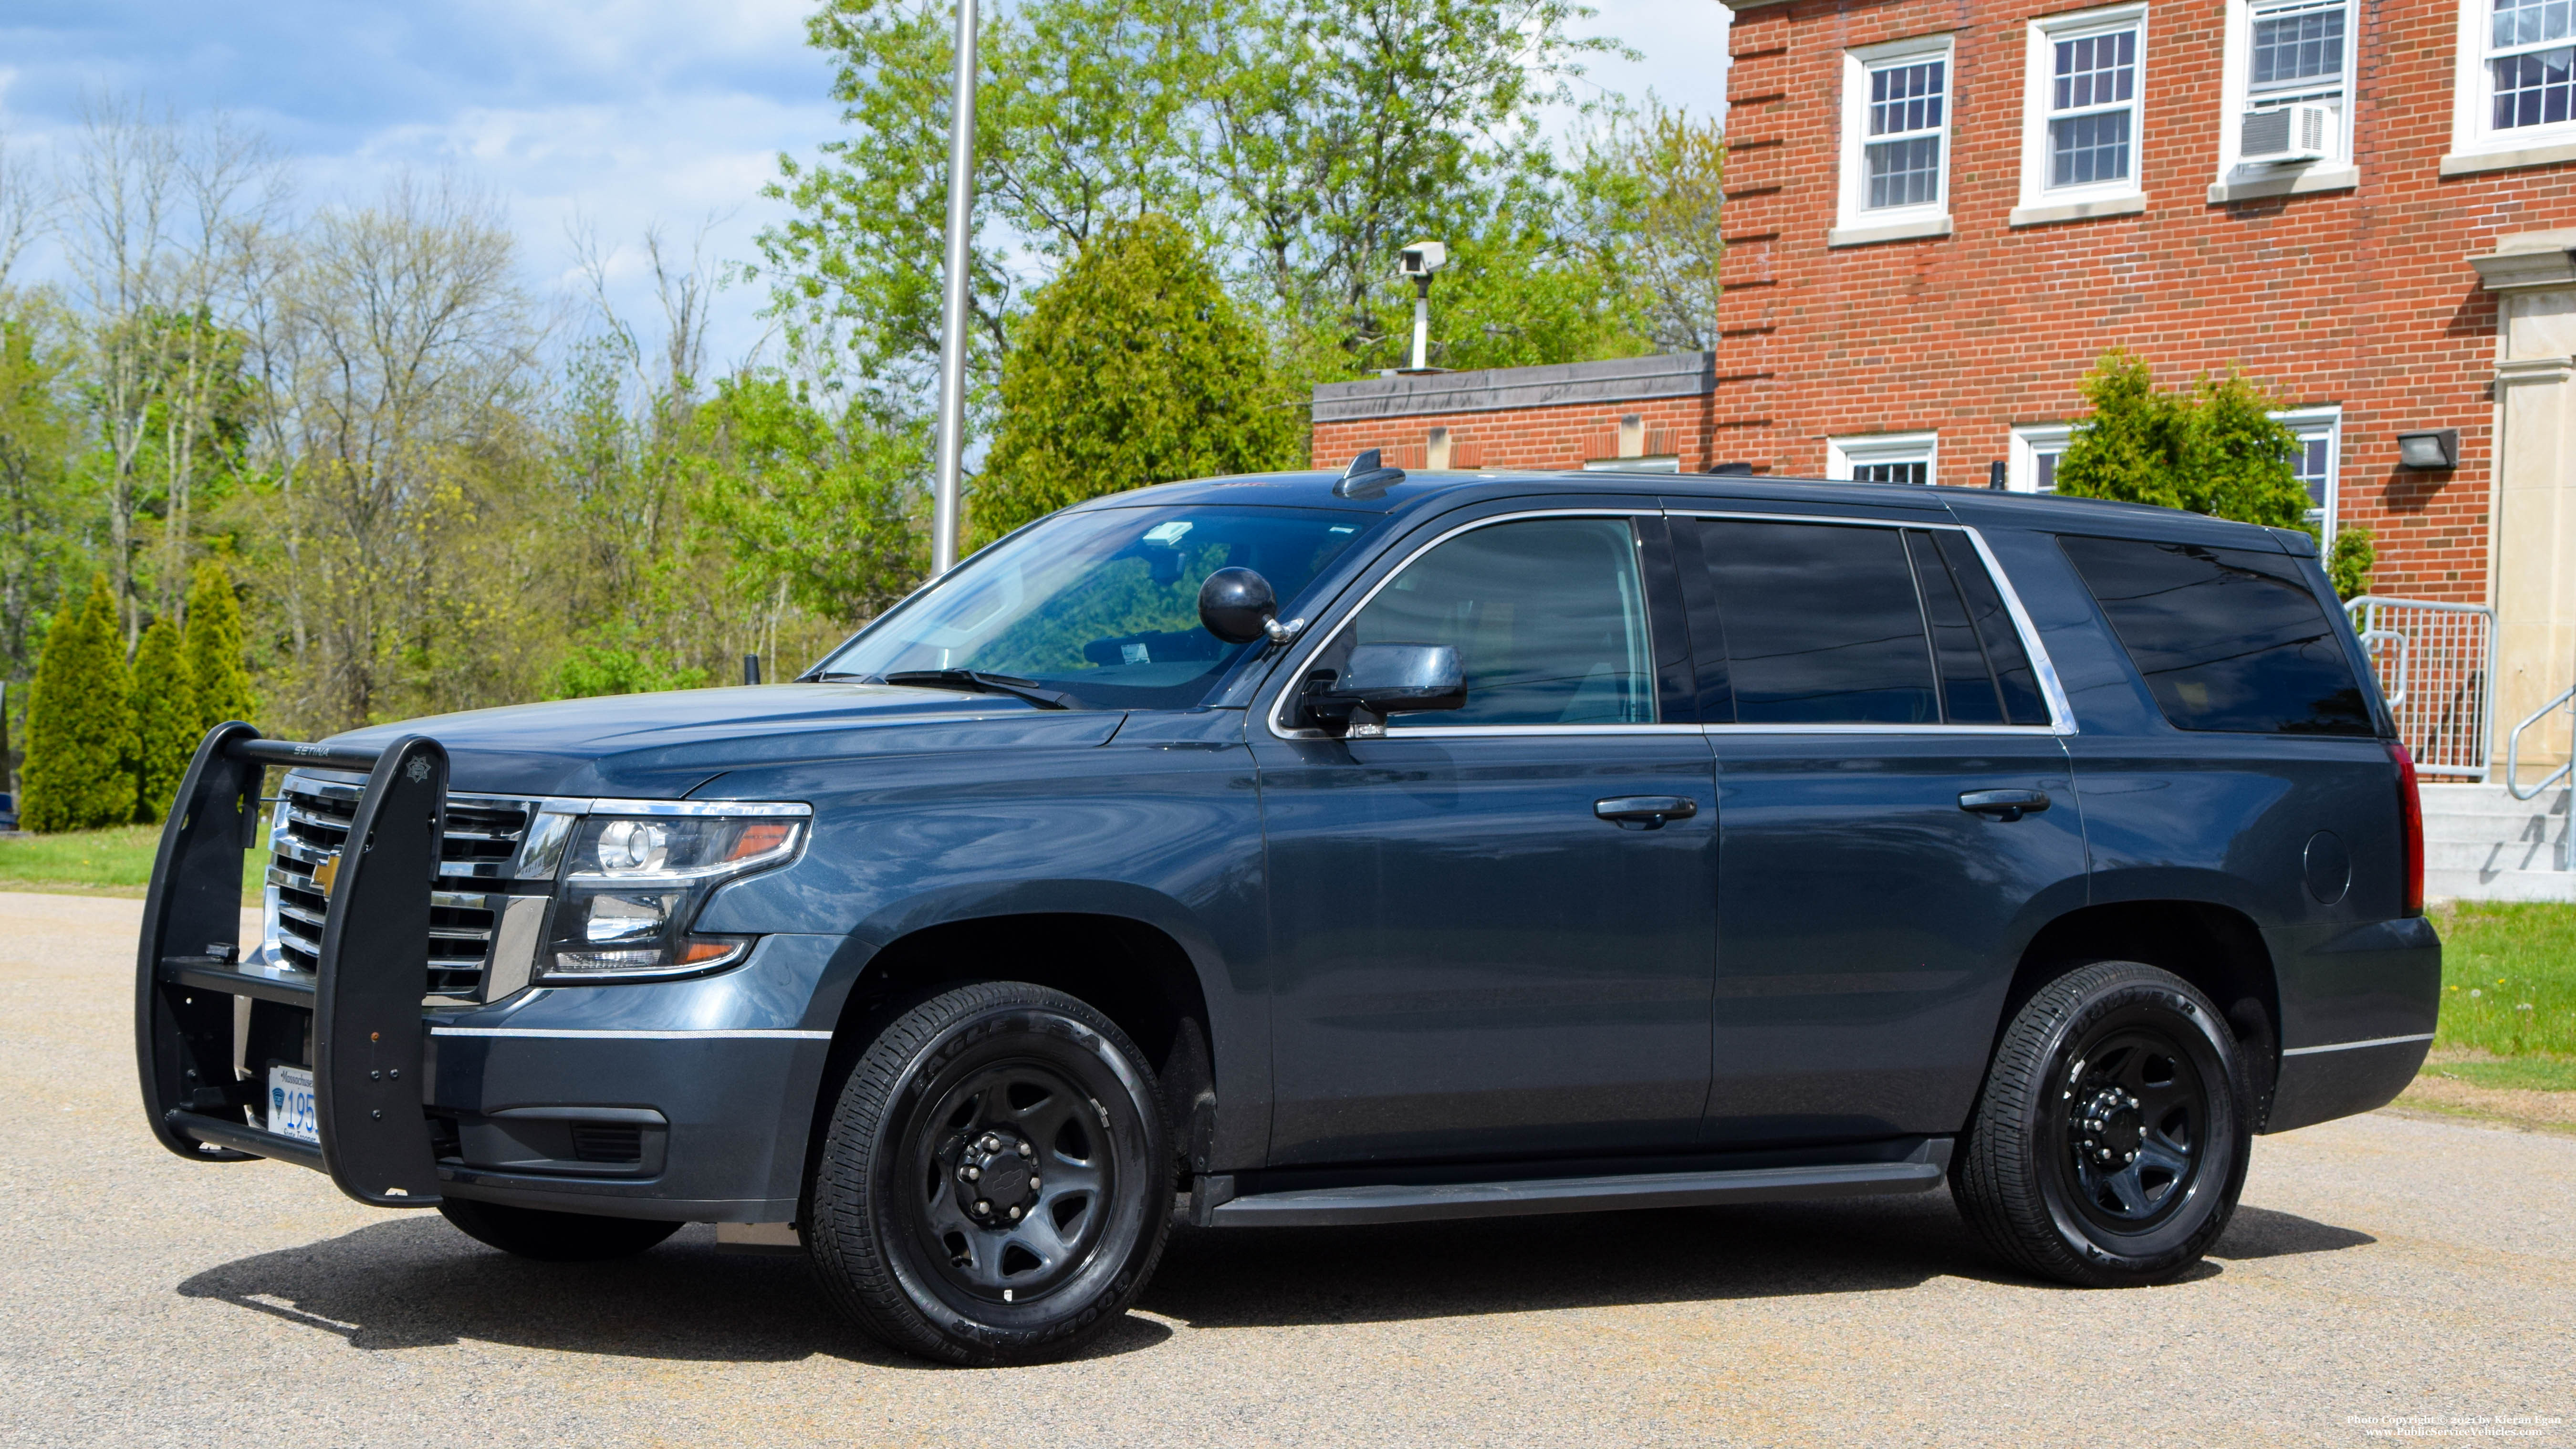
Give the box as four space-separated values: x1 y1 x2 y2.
2263 914 2441 1134
2266 1033 2434 1134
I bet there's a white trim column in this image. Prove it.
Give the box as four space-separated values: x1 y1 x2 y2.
2471 230 2576 784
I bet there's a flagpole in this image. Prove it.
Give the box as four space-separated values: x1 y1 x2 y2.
929 0 981 575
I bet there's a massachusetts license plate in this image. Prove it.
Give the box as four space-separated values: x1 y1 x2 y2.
268 1065 319 1145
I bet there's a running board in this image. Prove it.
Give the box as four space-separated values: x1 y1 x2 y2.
1194 1138 1952 1228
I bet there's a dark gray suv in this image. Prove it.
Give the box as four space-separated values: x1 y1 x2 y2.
137 463 2438 1365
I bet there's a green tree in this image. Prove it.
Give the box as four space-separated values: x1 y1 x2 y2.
20 573 136 832
2055 352 2315 528
182 558 255 731
2328 527 2377 601
758 0 1618 400
976 215 1301 541
690 374 930 625
129 612 193 822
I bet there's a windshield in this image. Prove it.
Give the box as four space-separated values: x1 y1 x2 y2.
813 505 1379 709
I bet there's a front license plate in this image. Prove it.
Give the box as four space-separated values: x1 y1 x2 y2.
268 1065 319 1145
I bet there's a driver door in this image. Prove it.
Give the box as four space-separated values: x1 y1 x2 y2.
1250 510 1718 1168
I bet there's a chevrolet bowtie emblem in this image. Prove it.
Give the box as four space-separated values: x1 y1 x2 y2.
312 850 343 898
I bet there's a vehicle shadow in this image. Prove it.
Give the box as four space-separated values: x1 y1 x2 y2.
174 1217 1172 1366
175 1196 2372 1359
1140 1192 2376 1330
2208 1204 2377 1260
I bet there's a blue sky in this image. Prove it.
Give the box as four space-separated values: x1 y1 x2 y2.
0 0 1728 370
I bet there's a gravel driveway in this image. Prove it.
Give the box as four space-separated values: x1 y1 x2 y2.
4 890 2570 1448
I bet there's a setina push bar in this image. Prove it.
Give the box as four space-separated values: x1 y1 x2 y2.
135 721 450 1207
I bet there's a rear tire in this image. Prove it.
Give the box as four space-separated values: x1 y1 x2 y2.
806 981 1170 1366
1953 960 2251 1287
437 1198 681 1261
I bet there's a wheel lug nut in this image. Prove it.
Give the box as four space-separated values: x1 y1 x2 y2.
973 1199 990 1215
963 1165 980 1181
981 1135 1001 1152
1008 1205 1023 1220
1027 1178 1040 1190
1017 1141 1032 1157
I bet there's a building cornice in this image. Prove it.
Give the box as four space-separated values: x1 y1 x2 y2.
1311 353 1717 424
2470 229 2576 292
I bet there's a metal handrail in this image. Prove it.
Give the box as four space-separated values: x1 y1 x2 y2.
2503 682 2576 801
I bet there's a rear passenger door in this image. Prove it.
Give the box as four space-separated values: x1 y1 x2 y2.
1676 515 2092 1148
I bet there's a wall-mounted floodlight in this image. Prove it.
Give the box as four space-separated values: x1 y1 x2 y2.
1398 241 1448 373
2396 429 2458 469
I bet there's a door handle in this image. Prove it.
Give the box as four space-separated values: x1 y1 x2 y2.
1959 788 2051 822
1595 796 1699 830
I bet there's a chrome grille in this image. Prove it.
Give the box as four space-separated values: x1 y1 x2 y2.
264 775 539 999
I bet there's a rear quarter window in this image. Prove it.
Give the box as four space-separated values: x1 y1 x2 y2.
2056 533 2374 736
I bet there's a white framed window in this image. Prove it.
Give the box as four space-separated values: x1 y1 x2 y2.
2019 6 2149 213
2008 424 2073 493
2276 406 2342 533
1828 432 1939 486
2211 0 2357 195
1836 36 1956 241
2451 0 2576 165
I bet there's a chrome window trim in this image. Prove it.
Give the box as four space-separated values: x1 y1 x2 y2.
1263 505 2080 741
1262 508 1671 742
1665 509 2079 737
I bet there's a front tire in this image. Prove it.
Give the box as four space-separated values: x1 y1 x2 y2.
807 981 1170 1366
1953 960 2251 1287
436 1199 681 1261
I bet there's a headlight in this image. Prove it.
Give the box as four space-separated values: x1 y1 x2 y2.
537 807 808 982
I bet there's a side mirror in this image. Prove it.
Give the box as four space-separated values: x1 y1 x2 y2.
1301 644 1465 736
1197 567 1278 645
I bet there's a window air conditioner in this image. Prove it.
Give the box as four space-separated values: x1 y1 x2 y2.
2241 104 2333 164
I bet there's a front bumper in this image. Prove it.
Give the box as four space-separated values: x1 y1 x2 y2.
139 725 845 1221
423 933 845 1222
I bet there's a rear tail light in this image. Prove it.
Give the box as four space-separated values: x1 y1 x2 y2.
2388 739 2423 917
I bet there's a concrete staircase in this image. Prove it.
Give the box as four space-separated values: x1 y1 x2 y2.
2421 782 2576 902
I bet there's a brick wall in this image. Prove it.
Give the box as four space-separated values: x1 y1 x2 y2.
1310 391 1719 472
1715 0 2576 604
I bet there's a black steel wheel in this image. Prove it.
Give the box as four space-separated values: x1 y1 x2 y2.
807 981 1169 1366
436 1198 681 1261
1953 960 2251 1287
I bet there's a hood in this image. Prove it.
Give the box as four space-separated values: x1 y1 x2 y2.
324 683 1126 798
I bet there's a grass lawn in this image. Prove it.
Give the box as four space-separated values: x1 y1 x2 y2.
2429 899 2576 1060
0 823 264 904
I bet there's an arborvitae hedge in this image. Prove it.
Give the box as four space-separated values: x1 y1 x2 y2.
131 615 196 824
20 575 137 833
974 214 1300 544
184 560 256 734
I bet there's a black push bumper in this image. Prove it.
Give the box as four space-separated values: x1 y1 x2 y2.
137 722 452 1207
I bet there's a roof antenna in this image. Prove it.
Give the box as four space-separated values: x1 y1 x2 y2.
1335 448 1408 500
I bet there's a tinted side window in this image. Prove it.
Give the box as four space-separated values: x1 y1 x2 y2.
1908 531 2008 724
1351 517 1656 727
1933 531 2049 725
1699 520 1939 724
2057 534 2373 736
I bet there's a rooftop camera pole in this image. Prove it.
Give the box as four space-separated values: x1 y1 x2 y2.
1397 241 1448 374
929 0 982 576
1409 276 1433 372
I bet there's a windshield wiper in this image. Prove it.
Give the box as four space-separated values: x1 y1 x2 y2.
870 669 1078 710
